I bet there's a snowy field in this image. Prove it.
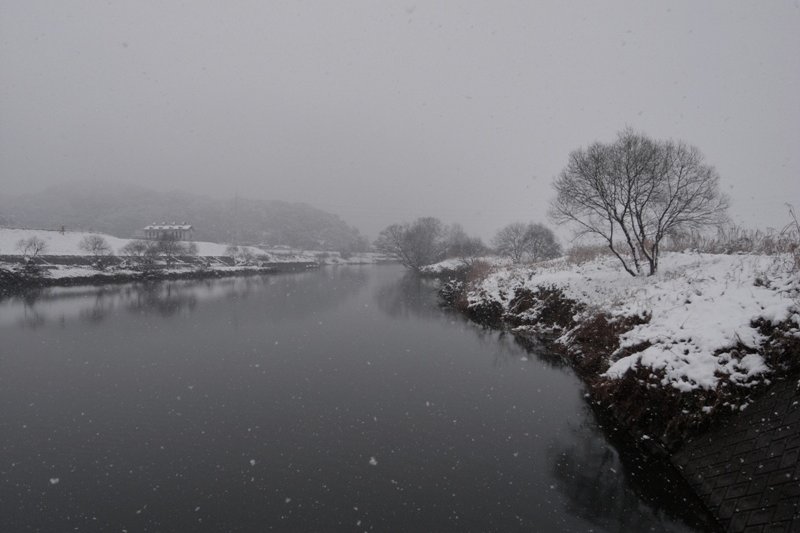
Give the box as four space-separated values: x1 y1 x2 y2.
0 228 381 265
0 228 273 258
459 252 799 393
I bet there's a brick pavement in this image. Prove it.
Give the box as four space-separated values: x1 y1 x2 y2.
673 378 800 532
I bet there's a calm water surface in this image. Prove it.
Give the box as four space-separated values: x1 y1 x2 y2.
0 266 713 532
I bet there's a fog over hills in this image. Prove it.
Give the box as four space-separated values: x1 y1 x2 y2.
0 181 368 252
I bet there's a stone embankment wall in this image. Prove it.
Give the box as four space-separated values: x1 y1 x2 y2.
674 379 800 532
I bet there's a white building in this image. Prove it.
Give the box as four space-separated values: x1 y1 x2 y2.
143 222 194 241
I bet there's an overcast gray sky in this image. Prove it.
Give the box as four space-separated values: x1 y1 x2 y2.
1 1 798 239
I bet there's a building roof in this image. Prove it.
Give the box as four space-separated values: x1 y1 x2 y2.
143 222 193 231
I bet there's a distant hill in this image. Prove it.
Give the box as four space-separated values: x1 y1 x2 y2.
0 181 369 252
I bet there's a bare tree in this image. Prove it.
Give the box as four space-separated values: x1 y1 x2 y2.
493 222 561 263
444 223 487 264
78 235 112 257
120 239 159 265
493 222 529 263
156 234 191 264
550 128 728 276
374 217 447 270
16 236 47 261
526 223 562 262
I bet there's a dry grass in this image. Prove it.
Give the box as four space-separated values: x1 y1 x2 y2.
665 205 800 272
464 260 494 284
666 225 797 256
565 244 613 265
561 206 800 273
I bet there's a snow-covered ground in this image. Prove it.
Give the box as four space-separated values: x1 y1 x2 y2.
419 256 511 274
0 228 131 256
0 228 266 257
459 252 799 393
42 264 264 280
0 228 381 265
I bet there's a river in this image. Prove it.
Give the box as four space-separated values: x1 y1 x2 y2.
0 266 715 531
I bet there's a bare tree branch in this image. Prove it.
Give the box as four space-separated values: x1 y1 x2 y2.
549 129 728 276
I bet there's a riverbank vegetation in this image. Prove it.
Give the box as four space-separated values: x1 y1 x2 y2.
428 220 799 449
405 130 798 450
373 217 487 271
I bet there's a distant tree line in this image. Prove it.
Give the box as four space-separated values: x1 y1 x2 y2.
120 234 199 266
374 217 561 271
3 128 731 279
374 217 467 270
375 129 728 277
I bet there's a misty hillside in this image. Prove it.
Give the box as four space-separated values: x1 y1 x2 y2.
0 181 368 252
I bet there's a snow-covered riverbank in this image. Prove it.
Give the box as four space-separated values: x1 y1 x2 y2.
0 227 383 263
0 263 296 295
0 228 388 293
430 251 799 446
0 227 264 258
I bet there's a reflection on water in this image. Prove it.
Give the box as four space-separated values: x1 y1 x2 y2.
374 272 442 319
550 415 719 533
126 283 199 317
0 266 708 532
512 332 568 369
375 274 540 369
0 268 370 328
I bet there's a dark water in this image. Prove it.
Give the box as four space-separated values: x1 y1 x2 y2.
0 266 714 532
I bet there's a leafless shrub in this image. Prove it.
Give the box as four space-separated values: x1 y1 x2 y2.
78 235 112 257
15 236 47 261
464 260 494 284
120 239 159 266
665 205 800 269
155 234 187 262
